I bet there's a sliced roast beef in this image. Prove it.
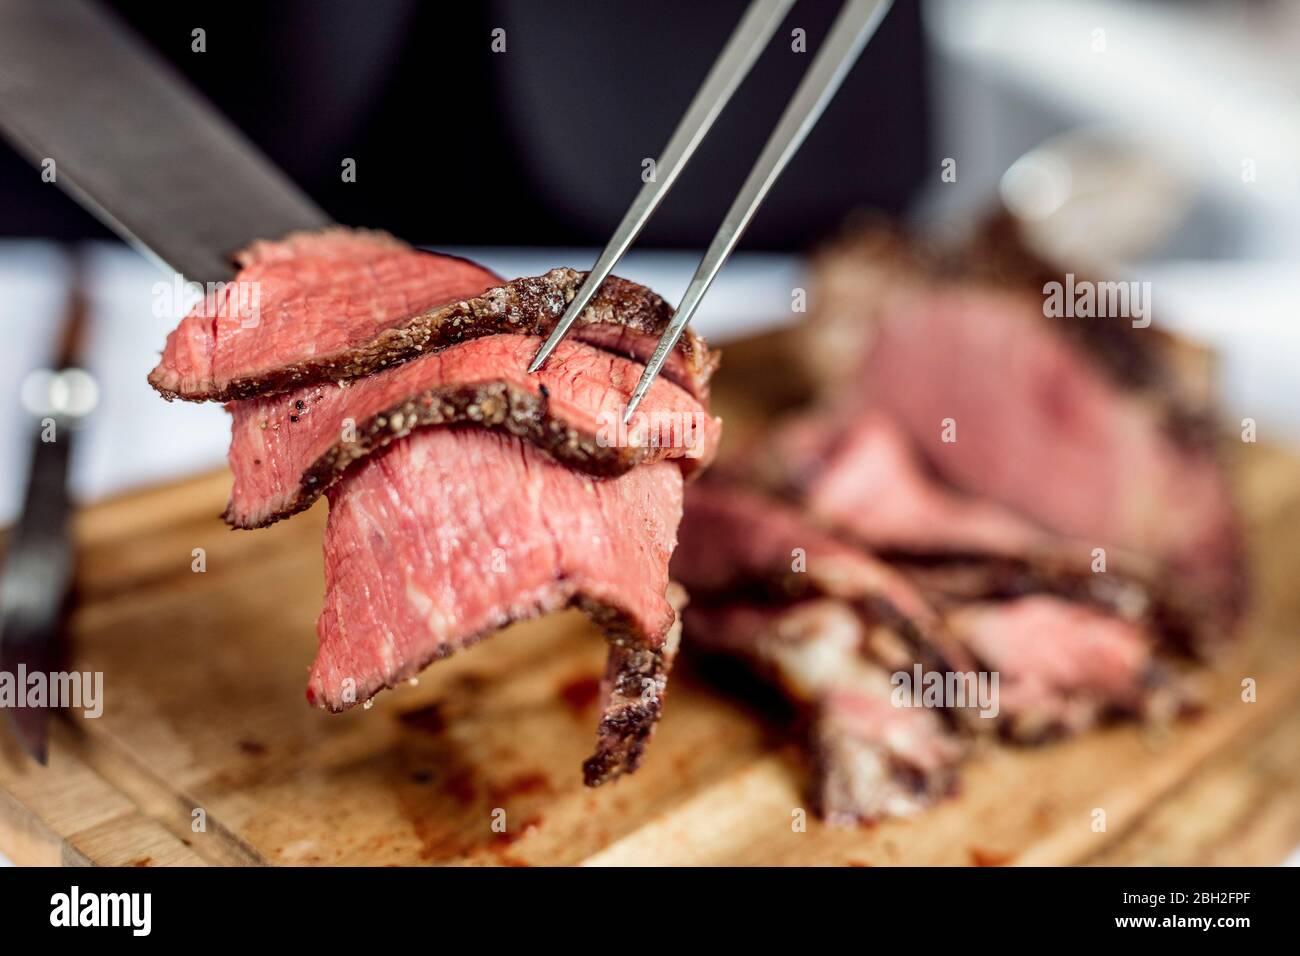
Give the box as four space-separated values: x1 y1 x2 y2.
225 334 721 528
804 218 1244 631
735 406 1205 651
673 484 952 655
151 228 717 402
752 402 1199 738
311 426 684 784
739 407 1047 557
670 475 1196 819
144 227 721 785
672 485 977 822
151 229 496 400
944 595 1187 742
686 599 964 823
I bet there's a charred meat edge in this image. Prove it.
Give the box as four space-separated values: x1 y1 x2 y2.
225 379 714 529
153 267 718 403
583 584 685 786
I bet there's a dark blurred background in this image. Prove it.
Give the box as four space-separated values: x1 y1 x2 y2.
0 0 929 249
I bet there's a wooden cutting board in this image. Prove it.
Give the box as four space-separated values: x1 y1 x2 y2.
3 336 1300 867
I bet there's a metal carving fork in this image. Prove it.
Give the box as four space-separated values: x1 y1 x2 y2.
528 0 894 420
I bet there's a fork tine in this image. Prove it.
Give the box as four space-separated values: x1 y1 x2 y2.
527 0 795 374
622 0 893 422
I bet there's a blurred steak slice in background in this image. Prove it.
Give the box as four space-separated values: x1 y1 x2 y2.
728 404 1211 655
943 595 1186 744
688 598 966 824
800 214 1245 643
671 485 974 823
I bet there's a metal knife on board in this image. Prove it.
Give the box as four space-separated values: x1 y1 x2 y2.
0 0 334 761
0 259 95 764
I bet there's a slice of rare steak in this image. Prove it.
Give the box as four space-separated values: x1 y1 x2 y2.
151 228 717 402
944 595 1188 742
151 229 496 400
225 334 721 528
311 426 684 784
